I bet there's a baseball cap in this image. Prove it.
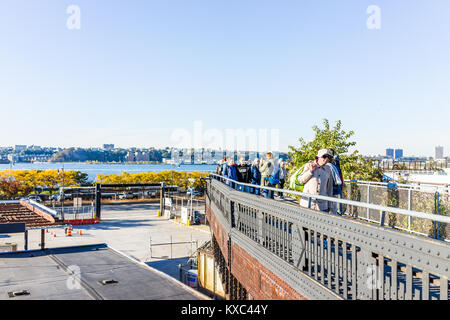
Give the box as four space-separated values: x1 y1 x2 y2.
317 149 332 158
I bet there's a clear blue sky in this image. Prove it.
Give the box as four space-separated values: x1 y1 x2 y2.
1 1 449 157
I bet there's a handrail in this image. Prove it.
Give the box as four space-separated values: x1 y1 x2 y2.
343 179 450 194
28 199 58 217
209 173 450 224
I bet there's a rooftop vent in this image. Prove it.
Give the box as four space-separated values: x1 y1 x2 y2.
8 290 30 298
100 279 118 285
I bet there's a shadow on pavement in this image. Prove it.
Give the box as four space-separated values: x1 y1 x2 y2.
146 256 190 280
102 203 160 212
81 219 155 230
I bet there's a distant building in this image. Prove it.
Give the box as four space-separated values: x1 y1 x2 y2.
15 145 27 152
386 148 394 158
435 146 444 160
394 149 403 159
126 151 135 162
103 144 114 151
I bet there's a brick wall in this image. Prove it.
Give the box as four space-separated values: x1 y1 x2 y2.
206 202 307 300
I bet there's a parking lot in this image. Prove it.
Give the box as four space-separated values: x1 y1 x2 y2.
1 203 211 279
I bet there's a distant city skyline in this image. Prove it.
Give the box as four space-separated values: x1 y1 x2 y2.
0 143 447 159
1 1 450 156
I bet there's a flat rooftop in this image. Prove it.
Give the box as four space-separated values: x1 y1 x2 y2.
0 243 206 300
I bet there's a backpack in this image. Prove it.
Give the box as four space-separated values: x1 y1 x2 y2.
288 164 306 192
268 164 281 185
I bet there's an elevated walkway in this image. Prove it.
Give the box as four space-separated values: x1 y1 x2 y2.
206 175 450 300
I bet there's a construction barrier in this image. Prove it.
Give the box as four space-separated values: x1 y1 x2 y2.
63 217 100 225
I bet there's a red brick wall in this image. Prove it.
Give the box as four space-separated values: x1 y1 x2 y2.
206 202 307 300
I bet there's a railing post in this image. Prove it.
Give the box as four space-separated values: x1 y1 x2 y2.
160 182 165 217
434 192 439 239
380 211 386 227
95 183 101 221
408 188 412 233
367 184 370 220
24 230 28 251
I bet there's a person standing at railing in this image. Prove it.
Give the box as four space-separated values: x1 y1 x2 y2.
216 159 225 175
277 159 287 198
250 158 261 195
220 157 228 177
326 149 343 214
259 152 276 199
298 149 334 212
225 158 239 189
328 148 344 214
236 157 251 192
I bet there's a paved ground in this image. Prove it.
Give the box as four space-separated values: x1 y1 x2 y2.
0 244 206 300
1 203 211 280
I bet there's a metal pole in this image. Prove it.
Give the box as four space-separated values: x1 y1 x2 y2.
408 189 412 233
160 182 165 217
62 165 65 221
150 236 152 258
24 230 28 251
170 235 173 259
367 184 370 220
40 228 45 250
434 192 440 239
95 183 101 220
191 191 193 222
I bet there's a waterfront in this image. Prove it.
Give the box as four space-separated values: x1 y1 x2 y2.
0 163 217 182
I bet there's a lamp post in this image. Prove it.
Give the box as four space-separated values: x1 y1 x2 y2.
58 165 65 222
188 178 195 223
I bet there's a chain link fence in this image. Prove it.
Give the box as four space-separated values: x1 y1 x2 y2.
165 196 206 225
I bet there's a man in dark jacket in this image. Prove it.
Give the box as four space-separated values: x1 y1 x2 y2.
236 157 251 192
250 158 261 195
329 148 344 214
225 158 238 189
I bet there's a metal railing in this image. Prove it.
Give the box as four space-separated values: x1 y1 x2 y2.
28 200 58 218
210 174 450 236
340 179 449 239
206 175 450 300
53 205 95 220
165 195 206 224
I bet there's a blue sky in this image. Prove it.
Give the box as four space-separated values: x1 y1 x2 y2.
0 1 449 156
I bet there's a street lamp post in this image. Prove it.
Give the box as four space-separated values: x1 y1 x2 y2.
188 178 195 223
58 165 65 222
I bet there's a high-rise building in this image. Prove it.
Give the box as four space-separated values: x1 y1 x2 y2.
15 145 27 152
103 144 114 151
435 146 444 159
394 149 403 159
386 148 394 158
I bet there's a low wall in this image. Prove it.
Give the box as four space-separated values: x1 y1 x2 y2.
20 200 55 224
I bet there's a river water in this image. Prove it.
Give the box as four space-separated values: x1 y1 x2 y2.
0 162 217 182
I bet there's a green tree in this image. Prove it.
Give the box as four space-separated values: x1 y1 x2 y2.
287 119 382 183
